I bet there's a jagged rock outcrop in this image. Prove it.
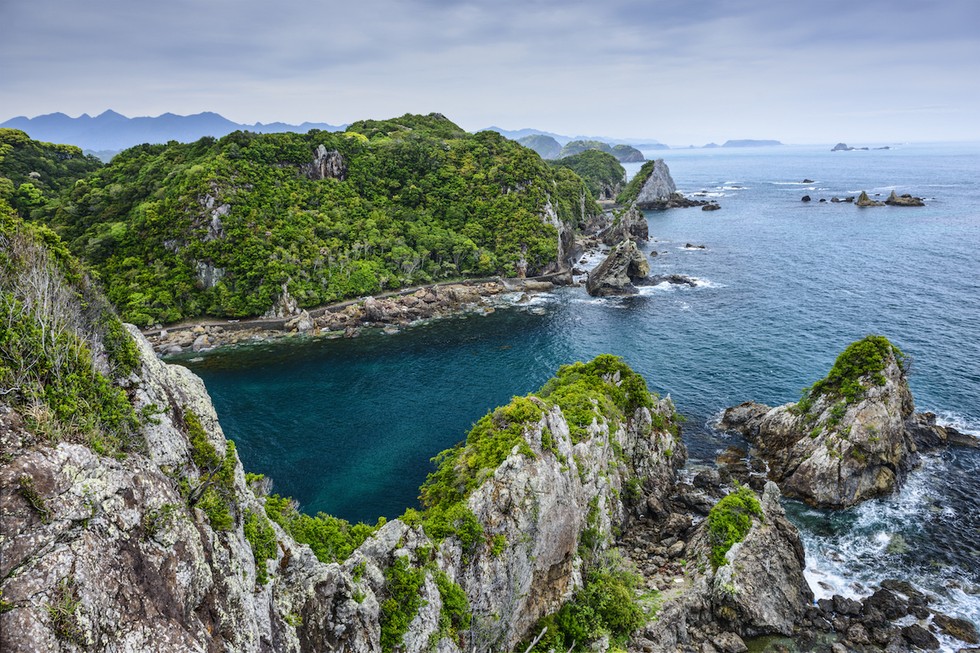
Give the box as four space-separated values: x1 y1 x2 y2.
2 300 685 653
642 482 813 649
856 191 884 207
884 191 925 206
599 204 649 244
586 240 651 296
633 159 678 208
305 144 348 181
719 336 968 508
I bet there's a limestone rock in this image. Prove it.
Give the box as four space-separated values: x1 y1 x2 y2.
586 240 651 296
634 159 677 208
705 482 814 636
643 483 812 647
305 144 347 181
600 204 649 244
720 337 927 508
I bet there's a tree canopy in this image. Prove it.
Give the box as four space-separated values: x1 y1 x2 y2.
30 114 598 325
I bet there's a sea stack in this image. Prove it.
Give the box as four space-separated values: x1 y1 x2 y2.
720 335 950 508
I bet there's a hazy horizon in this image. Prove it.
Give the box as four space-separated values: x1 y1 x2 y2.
2 0 978 146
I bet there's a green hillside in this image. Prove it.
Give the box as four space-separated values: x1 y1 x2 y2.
0 128 103 218
549 150 625 200
37 113 598 326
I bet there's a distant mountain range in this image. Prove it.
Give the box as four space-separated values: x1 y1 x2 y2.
0 110 783 157
0 110 345 155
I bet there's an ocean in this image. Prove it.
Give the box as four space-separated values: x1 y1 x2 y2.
178 142 980 646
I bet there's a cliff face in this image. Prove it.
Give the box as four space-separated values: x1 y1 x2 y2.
1 265 684 653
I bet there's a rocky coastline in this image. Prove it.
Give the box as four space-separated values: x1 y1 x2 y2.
143 275 569 356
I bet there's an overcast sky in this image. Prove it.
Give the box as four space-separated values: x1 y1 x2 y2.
2 0 978 145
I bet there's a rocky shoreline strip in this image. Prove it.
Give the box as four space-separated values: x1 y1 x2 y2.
144 274 570 356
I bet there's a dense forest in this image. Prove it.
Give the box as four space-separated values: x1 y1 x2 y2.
0 128 103 218
549 150 625 200
2 114 602 326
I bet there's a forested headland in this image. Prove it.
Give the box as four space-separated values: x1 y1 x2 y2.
1 114 602 326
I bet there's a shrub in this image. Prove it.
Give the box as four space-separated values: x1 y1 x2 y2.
244 508 278 585
380 556 427 653
264 494 379 564
707 486 763 569
798 335 905 411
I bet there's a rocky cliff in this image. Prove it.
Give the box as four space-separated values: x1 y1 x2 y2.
720 335 964 508
1 213 686 653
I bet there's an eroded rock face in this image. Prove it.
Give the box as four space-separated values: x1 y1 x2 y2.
720 339 933 508
600 204 649 244
2 324 688 653
0 327 378 653
305 144 348 181
634 159 678 208
586 239 651 296
642 482 813 648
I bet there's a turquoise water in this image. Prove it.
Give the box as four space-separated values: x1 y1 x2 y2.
179 142 980 636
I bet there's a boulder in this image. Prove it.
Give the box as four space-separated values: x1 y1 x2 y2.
801 195 811 202
585 240 651 296
702 203 721 211
932 613 979 644
720 336 926 508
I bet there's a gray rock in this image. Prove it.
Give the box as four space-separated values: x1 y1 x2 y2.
600 204 649 244
634 159 678 208
586 240 651 296
720 340 923 508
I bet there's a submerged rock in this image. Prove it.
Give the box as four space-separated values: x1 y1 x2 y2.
586 239 651 296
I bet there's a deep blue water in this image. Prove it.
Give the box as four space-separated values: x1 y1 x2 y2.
178 142 980 638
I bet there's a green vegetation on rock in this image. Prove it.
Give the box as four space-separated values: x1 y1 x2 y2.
264 494 380 564
549 150 625 200
29 114 598 325
707 486 763 569
527 551 645 652
615 159 656 205
0 204 140 455
380 555 428 653
417 354 659 550
243 508 278 585
797 335 906 413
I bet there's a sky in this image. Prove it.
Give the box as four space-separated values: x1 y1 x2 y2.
1 0 978 146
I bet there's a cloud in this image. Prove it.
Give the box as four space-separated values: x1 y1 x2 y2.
2 0 978 142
